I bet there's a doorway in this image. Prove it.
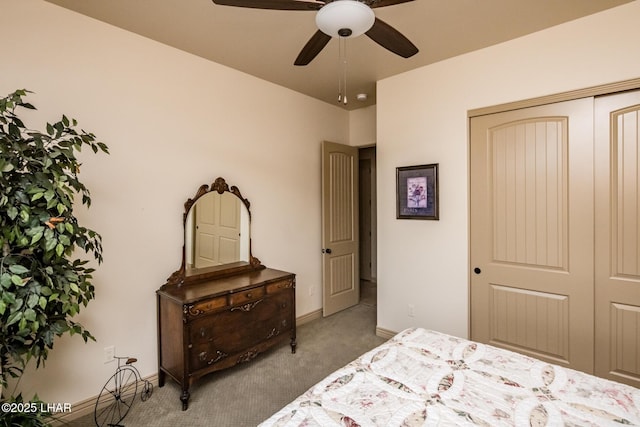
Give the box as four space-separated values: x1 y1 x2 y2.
321 142 377 316
359 146 377 307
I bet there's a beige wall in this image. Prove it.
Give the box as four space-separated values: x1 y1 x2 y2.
376 1 640 338
349 105 376 147
1 0 350 407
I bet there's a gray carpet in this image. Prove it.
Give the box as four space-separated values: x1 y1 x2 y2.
360 280 376 307
67 302 385 427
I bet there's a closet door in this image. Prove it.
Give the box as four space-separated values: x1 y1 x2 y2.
595 90 640 388
470 98 594 373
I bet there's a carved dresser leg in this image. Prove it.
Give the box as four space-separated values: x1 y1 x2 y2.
180 389 190 411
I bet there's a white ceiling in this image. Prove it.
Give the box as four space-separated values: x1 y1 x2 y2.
45 0 630 110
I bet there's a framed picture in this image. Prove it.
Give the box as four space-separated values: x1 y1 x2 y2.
396 163 439 220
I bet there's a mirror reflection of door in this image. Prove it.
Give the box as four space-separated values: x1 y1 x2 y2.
194 192 241 268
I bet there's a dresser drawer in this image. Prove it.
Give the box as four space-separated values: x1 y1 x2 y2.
190 342 228 371
190 291 293 353
265 277 295 294
187 296 227 317
270 291 293 315
189 317 217 345
229 286 265 306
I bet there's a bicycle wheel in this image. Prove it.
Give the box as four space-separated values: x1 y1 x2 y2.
94 366 138 427
140 380 153 401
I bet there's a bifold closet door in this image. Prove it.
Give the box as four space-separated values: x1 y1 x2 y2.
470 98 595 373
595 90 640 388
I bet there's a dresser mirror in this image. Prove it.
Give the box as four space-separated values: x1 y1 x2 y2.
166 177 262 286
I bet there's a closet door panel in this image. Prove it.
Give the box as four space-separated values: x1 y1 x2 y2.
470 98 594 373
595 91 640 388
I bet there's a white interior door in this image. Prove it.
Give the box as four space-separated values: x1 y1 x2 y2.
594 90 640 388
470 98 595 373
322 141 359 317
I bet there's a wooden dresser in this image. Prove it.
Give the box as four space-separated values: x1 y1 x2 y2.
157 267 296 410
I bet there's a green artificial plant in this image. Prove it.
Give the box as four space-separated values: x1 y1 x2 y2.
0 89 109 413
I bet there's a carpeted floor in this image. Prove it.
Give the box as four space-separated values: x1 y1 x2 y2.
360 279 376 307
67 298 384 427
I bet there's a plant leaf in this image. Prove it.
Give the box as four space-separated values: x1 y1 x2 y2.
6 310 23 326
30 230 44 245
9 264 30 275
11 274 25 286
24 308 36 322
27 294 39 309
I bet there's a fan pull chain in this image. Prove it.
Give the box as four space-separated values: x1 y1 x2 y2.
337 37 342 104
337 37 348 105
343 38 348 105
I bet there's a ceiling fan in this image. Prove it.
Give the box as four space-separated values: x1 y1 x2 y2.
210 0 419 66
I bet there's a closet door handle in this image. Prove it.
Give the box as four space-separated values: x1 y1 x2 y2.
473 267 481 275
322 248 332 254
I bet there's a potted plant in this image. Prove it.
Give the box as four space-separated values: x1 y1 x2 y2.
0 89 108 425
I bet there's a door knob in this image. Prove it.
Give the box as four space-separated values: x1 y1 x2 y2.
322 248 332 254
473 267 481 275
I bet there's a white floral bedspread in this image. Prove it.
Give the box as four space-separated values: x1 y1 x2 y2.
260 328 640 426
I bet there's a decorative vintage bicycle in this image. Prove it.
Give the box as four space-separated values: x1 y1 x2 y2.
94 356 153 427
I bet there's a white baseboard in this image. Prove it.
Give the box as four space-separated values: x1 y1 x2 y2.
296 309 322 326
375 326 397 340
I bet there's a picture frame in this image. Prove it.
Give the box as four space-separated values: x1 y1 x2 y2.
396 163 439 220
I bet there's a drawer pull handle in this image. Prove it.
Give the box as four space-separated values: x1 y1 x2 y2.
231 299 263 312
198 350 228 365
246 293 252 298
266 327 280 339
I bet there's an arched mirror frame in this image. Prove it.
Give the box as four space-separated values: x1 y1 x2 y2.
165 177 263 287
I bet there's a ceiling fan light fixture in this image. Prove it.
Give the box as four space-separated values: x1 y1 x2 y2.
315 0 375 38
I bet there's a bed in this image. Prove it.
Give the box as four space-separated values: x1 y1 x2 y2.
259 327 640 426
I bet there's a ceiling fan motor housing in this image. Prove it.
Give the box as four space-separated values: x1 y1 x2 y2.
316 0 375 38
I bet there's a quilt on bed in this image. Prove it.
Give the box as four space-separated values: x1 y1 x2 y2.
259 327 640 427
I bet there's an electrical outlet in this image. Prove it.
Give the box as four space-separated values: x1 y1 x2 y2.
408 304 415 317
104 345 115 364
